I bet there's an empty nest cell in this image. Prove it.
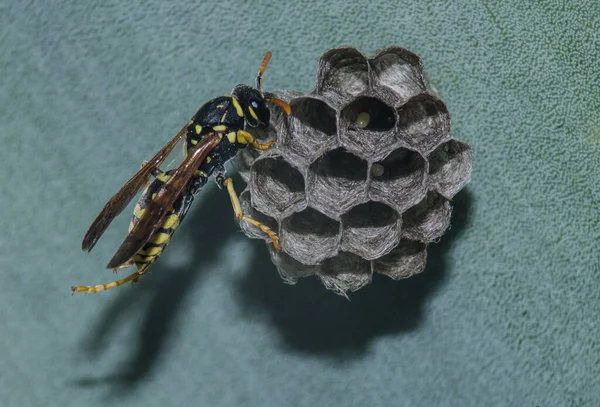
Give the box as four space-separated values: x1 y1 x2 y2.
369 47 426 105
250 156 306 219
339 96 399 161
396 93 450 153
369 147 428 213
373 239 427 280
284 96 338 164
402 191 451 243
340 201 401 260
280 207 340 265
428 139 473 199
316 47 369 106
307 148 369 219
317 251 372 295
266 244 321 284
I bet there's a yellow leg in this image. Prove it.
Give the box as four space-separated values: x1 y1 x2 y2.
222 177 280 250
112 260 134 273
237 130 274 150
71 269 144 294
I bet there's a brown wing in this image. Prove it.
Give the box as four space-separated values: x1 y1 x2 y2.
106 133 221 269
82 124 190 252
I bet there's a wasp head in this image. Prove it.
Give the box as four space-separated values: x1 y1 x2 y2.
232 85 270 129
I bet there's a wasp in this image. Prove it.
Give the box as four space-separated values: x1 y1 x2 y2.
73 52 291 293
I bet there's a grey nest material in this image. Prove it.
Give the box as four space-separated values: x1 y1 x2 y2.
234 46 472 296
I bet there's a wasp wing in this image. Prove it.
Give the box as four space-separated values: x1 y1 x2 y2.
106 133 221 269
82 124 191 252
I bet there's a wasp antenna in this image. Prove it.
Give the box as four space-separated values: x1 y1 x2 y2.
259 51 272 76
257 51 272 91
266 97 292 115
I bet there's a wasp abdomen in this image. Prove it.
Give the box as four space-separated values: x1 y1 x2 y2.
128 171 203 273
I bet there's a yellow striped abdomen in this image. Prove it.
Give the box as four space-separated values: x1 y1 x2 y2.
127 170 203 273
130 211 180 272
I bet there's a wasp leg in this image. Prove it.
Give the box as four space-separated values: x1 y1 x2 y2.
217 176 280 250
71 269 145 294
237 130 274 150
112 259 134 273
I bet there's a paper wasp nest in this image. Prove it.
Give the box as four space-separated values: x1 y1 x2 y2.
234 47 472 296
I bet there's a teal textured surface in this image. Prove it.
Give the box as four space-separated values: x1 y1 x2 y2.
1 1 599 407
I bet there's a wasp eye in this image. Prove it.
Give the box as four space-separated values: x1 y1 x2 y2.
251 100 259 109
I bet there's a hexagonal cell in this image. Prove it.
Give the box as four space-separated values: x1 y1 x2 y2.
318 251 372 296
339 96 400 161
402 191 451 243
265 243 320 284
369 47 426 105
315 47 369 107
238 190 279 241
340 201 401 260
306 148 369 219
396 94 450 153
428 139 473 199
282 96 338 165
250 155 307 220
373 239 427 280
369 147 428 213
280 207 340 265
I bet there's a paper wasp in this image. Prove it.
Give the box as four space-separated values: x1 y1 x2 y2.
73 51 291 293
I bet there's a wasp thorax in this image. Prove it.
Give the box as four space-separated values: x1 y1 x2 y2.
234 47 472 296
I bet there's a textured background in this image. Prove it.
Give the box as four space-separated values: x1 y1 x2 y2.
1 1 599 406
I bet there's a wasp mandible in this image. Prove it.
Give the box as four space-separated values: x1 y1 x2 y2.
73 52 291 293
